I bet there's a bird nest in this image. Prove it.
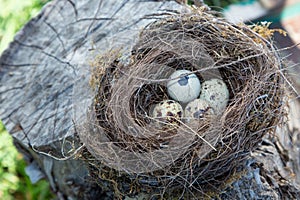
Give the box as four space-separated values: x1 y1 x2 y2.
78 9 284 198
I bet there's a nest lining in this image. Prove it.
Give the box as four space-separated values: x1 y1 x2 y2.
80 8 284 197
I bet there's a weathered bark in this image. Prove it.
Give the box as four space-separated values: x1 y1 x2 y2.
0 0 300 199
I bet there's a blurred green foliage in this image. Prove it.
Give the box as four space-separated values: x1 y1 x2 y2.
0 0 49 52
0 122 54 200
0 1 53 199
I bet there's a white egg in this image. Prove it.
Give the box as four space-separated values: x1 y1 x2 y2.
199 79 229 113
151 100 183 128
167 70 201 104
184 99 215 122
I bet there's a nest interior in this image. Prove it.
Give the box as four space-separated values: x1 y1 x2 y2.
80 8 284 198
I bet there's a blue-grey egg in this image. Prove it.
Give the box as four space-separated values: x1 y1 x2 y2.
167 70 201 104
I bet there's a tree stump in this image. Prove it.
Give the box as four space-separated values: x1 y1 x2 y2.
1 0 300 199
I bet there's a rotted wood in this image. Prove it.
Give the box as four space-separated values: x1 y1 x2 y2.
0 0 299 199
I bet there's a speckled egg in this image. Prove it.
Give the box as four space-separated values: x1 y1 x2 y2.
184 99 215 122
167 70 201 104
151 100 183 127
199 79 229 113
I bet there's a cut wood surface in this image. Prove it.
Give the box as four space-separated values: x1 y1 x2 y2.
1 0 300 199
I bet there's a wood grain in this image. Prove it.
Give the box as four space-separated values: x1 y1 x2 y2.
1 0 300 199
